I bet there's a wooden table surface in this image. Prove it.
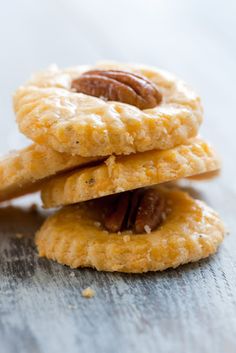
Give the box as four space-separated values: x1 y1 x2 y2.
0 1 235 352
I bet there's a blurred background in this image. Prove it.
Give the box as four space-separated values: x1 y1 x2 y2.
0 0 235 157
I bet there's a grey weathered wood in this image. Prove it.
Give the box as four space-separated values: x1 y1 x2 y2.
0 0 236 352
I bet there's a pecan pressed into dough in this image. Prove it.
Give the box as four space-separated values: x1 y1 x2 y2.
134 189 165 234
71 70 162 109
103 189 165 234
103 192 130 233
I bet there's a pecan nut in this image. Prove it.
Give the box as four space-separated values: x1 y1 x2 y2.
103 188 165 234
134 189 165 234
71 70 162 109
103 192 130 233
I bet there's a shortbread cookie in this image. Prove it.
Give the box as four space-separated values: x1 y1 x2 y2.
41 138 220 208
36 187 225 273
0 144 98 202
14 62 203 157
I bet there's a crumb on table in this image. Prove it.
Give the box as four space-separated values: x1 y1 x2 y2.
82 287 95 298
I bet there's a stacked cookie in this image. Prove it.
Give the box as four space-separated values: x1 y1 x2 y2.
1 62 225 272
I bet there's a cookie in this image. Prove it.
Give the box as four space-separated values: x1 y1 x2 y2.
41 138 220 208
14 62 203 157
188 169 220 180
36 187 225 273
0 144 98 202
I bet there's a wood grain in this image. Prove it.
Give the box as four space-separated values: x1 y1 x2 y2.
0 0 235 352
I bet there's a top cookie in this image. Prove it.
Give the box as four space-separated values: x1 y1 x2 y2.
14 62 203 157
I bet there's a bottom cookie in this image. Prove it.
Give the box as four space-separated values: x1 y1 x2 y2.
36 187 225 273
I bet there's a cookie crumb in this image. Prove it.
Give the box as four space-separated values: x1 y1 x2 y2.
15 233 24 239
123 235 131 242
94 221 101 228
144 225 151 234
82 287 95 298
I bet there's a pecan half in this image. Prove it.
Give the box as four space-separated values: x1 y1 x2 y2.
103 188 165 234
71 70 162 109
103 192 130 233
134 189 165 234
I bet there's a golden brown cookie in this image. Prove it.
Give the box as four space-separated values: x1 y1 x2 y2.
188 169 220 181
14 62 203 157
0 144 98 202
41 138 220 208
36 187 225 273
